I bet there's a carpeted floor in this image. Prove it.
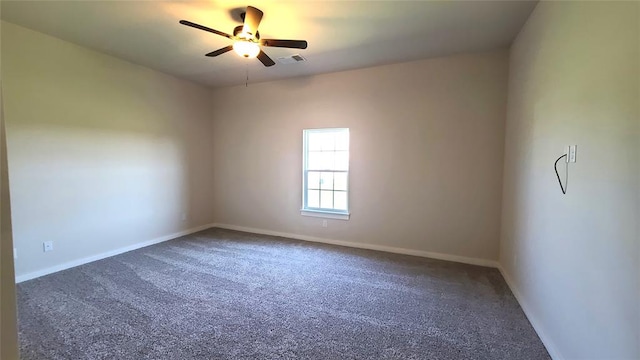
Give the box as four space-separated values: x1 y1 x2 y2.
17 228 550 360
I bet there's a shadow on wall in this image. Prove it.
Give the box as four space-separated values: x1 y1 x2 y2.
10 125 188 235
1 82 20 360
2 21 214 277
5 104 209 278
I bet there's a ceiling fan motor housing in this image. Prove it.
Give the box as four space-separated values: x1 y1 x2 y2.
233 25 260 40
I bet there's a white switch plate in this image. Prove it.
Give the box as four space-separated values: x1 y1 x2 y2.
43 241 53 252
565 145 577 163
13 248 17 260
181 212 187 221
322 220 328 228
569 145 577 163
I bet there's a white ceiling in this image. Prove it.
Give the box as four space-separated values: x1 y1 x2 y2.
1 1 537 89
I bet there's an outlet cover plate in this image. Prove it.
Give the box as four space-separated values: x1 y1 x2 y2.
43 241 53 252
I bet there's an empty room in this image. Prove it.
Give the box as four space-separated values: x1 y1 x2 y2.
0 1 638 359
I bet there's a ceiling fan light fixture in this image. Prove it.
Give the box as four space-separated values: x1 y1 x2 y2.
180 5 306 67
233 41 260 58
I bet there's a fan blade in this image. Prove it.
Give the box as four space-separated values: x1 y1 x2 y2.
179 20 232 39
260 39 308 49
205 45 233 57
242 6 263 37
257 51 276 67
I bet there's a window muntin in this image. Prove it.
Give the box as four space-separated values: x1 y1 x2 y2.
302 128 349 215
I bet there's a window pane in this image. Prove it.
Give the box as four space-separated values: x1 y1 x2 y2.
307 132 323 151
334 172 348 191
320 172 334 190
307 152 321 169
308 151 335 170
319 132 335 151
335 131 349 151
318 152 334 170
334 151 349 171
334 191 348 211
307 171 320 190
308 190 320 208
309 131 335 151
320 190 333 209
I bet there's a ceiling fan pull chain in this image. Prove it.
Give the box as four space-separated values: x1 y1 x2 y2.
246 63 249 87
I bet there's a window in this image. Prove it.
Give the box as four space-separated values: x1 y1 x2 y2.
301 128 350 220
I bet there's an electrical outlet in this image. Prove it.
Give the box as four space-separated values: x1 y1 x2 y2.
181 212 187 221
43 241 53 252
322 219 328 228
13 248 17 260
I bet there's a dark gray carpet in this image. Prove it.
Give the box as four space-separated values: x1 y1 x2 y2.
17 228 550 360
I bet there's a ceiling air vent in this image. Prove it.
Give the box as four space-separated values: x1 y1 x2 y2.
277 54 306 64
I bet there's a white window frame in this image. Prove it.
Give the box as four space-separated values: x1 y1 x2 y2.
301 128 350 220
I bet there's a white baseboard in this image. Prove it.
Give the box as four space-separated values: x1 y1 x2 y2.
15 223 216 283
497 264 564 360
212 223 499 268
14 220 560 359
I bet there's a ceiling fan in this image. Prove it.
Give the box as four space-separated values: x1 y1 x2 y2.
179 6 308 67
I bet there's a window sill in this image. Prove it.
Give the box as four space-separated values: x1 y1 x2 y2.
300 209 350 220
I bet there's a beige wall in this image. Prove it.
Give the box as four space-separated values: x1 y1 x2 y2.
500 1 639 359
211 50 508 262
2 22 215 278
